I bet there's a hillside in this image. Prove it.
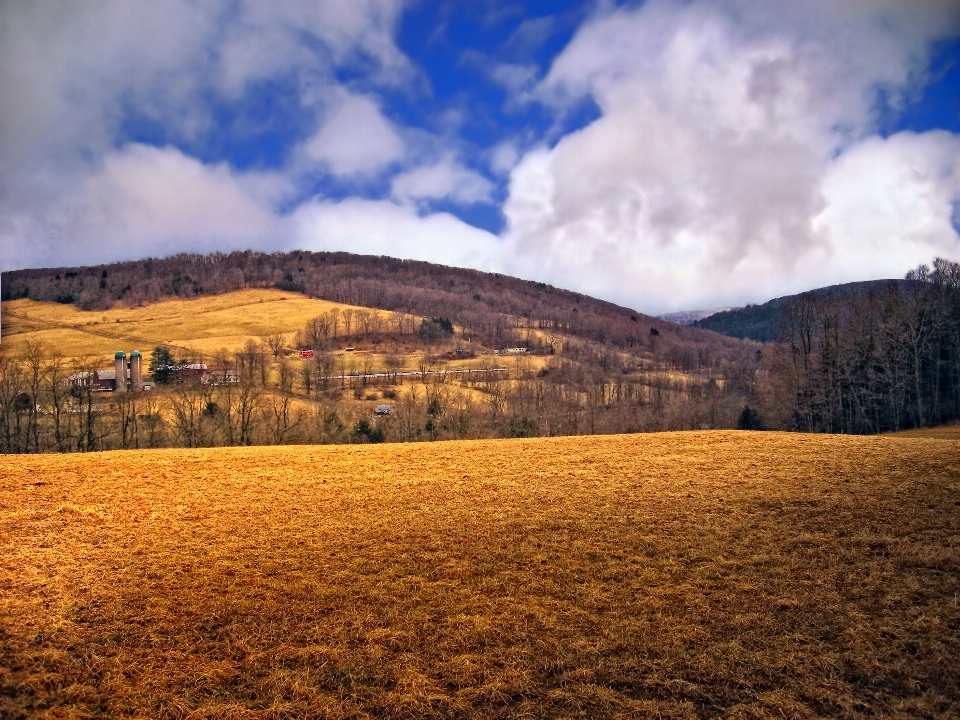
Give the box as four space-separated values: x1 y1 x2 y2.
0 288 392 361
0 253 771 452
1 285 764 450
3 254 958 447
693 280 910 341
1 250 744 356
3 432 958 718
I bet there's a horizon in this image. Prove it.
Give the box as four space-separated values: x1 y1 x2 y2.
2 0 959 315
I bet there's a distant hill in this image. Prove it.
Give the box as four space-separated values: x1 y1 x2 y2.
658 307 740 326
693 280 910 342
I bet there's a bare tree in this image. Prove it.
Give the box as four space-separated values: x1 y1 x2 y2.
0 353 29 453
266 334 287 359
384 352 404 384
45 349 74 453
169 379 215 448
113 390 140 449
262 393 302 444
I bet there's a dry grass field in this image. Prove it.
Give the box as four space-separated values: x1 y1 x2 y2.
1 290 395 360
2 431 959 719
887 423 960 441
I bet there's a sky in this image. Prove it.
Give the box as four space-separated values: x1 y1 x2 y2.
1 0 959 314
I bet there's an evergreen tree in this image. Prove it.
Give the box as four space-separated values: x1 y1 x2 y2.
149 347 177 385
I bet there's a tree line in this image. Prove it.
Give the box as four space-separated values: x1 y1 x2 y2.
762 259 960 433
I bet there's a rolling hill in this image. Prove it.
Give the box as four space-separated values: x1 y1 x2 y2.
1 250 747 356
3 253 957 446
0 288 393 361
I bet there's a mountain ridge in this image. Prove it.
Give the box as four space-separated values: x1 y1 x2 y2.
691 279 914 342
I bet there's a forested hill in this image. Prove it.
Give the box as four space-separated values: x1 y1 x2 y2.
1 250 746 355
693 279 912 342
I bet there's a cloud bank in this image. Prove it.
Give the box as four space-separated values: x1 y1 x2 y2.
501 0 960 311
2 0 959 314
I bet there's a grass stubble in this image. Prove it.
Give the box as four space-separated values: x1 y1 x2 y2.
1 431 958 718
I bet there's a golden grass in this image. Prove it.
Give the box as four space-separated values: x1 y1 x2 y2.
886 423 960 440
2 431 959 718
1 290 394 360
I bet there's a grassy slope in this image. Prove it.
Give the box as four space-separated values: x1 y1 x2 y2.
887 423 960 440
2 431 959 718
1 289 394 360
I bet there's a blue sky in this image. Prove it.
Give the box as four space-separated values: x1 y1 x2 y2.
2 0 960 313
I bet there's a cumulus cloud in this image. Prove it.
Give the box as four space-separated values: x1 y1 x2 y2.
289 198 501 270
502 0 960 312
0 144 502 278
391 156 495 206
0 0 414 270
811 131 960 280
3 0 960 318
303 94 407 176
0 145 285 270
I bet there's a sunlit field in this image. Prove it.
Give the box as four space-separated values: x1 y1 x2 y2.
3 431 959 718
887 423 960 440
1 290 394 360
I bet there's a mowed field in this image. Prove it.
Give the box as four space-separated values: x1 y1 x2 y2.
2 431 959 719
1 290 392 360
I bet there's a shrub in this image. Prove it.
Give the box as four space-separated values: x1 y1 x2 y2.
737 406 763 430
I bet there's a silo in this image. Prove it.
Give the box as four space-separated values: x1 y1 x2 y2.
130 351 143 391
114 351 126 392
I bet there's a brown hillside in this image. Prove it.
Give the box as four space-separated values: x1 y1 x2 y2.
2 432 958 718
1 250 748 358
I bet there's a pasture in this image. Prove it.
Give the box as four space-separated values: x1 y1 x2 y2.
0 290 392 360
2 431 959 718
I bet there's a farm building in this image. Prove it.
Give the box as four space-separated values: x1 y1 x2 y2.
203 369 239 385
65 350 145 392
65 370 116 392
113 351 144 391
179 363 208 380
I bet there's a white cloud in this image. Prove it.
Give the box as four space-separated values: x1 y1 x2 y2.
490 63 539 94
289 198 500 270
501 0 960 313
0 143 505 275
0 0 413 270
811 131 960 280
218 0 410 95
1 145 284 270
391 156 494 205
489 142 520 176
303 94 406 176
4 0 960 320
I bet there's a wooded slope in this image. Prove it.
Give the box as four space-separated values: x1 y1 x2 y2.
694 279 912 341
